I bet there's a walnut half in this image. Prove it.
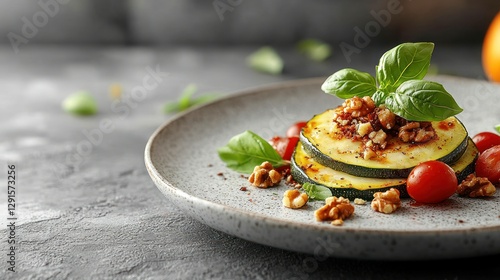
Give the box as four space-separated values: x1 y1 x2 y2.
457 174 496 198
282 189 308 209
371 188 401 214
248 161 282 188
314 196 354 226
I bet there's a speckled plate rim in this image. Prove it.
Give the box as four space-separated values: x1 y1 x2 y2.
145 76 500 260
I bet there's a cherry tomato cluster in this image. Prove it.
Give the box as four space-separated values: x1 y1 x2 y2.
269 121 307 161
472 132 500 154
473 132 500 185
408 130 500 204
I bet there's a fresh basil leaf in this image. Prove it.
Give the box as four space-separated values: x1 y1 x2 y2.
191 93 220 106
178 84 197 110
377 42 434 92
371 89 390 106
297 38 332 62
217 130 286 174
246 47 284 75
164 85 221 114
495 124 500 134
321 68 377 99
385 80 463 121
302 183 332 201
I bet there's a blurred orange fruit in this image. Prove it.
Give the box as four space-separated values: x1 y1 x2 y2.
483 11 500 83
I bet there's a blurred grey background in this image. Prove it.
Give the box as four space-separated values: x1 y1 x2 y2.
1 0 500 82
0 0 499 47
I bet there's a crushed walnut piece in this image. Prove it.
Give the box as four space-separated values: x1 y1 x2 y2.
248 161 282 188
282 189 308 209
285 174 302 189
457 174 496 198
377 106 396 130
333 96 437 160
398 121 436 143
331 219 344 226
371 188 402 214
357 122 373 137
314 196 354 226
342 96 375 118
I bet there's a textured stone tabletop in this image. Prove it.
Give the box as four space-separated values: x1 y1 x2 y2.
1 45 499 280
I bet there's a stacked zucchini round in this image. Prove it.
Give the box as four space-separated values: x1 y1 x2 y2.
290 108 479 200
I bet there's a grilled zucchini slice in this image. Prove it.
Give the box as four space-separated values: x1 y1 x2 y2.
300 108 469 178
291 138 478 200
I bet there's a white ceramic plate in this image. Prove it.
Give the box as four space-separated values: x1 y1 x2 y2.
145 76 500 260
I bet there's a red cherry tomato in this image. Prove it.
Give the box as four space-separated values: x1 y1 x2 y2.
406 161 458 204
269 136 299 161
286 121 307 138
472 132 500 154
475 145 500 185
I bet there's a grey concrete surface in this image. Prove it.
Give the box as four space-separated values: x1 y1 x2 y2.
0 44 498 279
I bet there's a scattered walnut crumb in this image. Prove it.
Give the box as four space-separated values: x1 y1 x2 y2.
314 196 354 225
239 187 247 191
354 198 367 205
333 96 437 160
457 174 496 198
282 189 308 209
285 174 302 188
331 219 344 226
248 161 282 188
371 188 401 214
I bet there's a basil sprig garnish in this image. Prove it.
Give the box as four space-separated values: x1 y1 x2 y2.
377 42 434 92
217 130 288 174
321 42 463 121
